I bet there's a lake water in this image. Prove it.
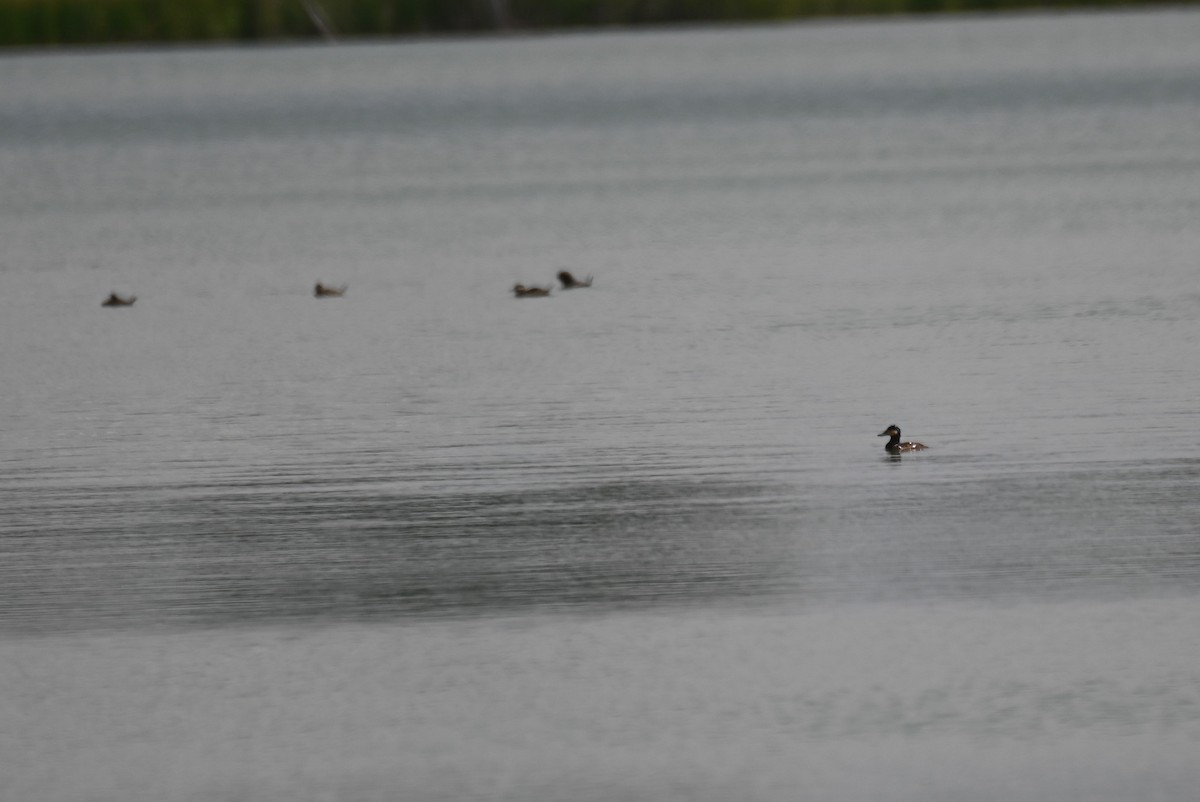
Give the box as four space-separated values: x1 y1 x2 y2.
3 9 1200 800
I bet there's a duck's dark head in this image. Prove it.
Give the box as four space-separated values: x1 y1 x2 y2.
878 425 901 438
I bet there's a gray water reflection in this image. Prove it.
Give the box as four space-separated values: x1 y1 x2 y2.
0 475 792 632
4 456 1199 633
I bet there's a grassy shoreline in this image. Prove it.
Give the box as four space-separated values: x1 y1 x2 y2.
0 0 1190 47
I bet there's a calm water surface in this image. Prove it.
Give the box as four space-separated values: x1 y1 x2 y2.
2 9 1200 801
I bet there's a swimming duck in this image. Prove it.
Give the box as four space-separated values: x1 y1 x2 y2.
513 283 552 297
101 292 136 307
878 425 927 453
314 282 347 297
557 270 593 289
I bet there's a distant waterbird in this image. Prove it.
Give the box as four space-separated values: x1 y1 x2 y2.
314 282 347 298
557 271 593 289
513 283 552 297
101 292 136 307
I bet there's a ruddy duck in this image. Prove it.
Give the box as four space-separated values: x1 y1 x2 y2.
513 283 552 297
878 425 928 453
557 270 593 289
101 292 136 307
314 282 347 297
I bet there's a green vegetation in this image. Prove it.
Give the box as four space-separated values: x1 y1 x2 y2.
0 0 1188 47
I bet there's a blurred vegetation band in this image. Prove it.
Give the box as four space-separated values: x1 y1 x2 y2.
0 0 1187 46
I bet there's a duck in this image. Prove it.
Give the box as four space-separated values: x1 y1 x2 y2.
878 425 928 453
101 292 136 307
513 283 552 297
557 270 593 289
314 282 347 298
